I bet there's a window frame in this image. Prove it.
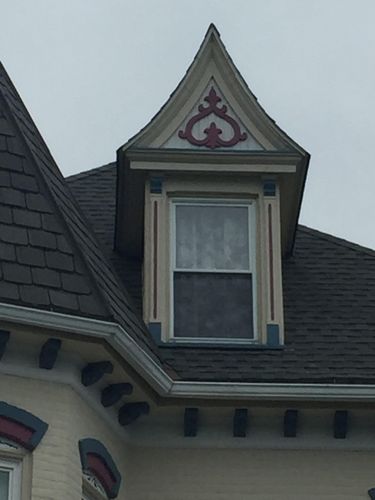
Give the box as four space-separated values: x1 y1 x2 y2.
169 197 258 343
0 458 21 500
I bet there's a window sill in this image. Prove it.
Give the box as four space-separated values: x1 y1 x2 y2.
148 323 283 349
155 339 284 351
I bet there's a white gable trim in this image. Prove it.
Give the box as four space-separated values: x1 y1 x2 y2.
120 25 307 155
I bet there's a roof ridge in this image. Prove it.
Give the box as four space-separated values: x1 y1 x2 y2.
66 161 115 182
298 224 375 257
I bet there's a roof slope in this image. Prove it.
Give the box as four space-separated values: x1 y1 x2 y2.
0 63 159 361
68 163 375 384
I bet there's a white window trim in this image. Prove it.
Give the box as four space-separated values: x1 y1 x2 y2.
0 458 21 500
169 197 258 344
82 472 108 500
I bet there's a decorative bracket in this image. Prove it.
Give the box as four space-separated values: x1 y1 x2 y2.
178 87 247 149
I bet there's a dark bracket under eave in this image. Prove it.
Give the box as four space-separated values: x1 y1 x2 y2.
101 383 133 407
284 409 298 438
0 330 10 360
118 402 150 426
184 408 199 437
334 410 348 439
233 409 248 437
81 361 114 386
39 338 62 369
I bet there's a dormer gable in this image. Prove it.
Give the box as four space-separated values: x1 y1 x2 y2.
115 25 310 348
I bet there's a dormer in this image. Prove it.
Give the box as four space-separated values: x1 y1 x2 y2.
115 25 309 347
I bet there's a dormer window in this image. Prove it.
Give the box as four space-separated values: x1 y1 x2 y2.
116 25 310 348
171 199 257 341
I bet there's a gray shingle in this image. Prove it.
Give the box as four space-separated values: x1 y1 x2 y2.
16 246 45 267
13 208 41 228
32 267 60 288
11 172 38 192
0 281 19 300
45 251 74 271
3 262 32 284
0 242 15 261
25 193 52 213
0 206 12 223
28 229 56 249
49 289 78 310
0 224 28 245
0 187 25 207
20 285 49 306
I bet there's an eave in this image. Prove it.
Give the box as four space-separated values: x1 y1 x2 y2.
1 302 375 405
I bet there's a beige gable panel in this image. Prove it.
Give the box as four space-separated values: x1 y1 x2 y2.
162 79 263 151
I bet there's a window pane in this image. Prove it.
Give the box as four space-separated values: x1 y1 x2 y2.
0 470 9 499
174 272 254 339
175 205 249 270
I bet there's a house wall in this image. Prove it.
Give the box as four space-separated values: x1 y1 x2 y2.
0 374 130 500
126 446 375 500
2 373 375 500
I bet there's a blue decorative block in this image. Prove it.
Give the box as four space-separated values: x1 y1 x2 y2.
150 176 163 194
263 181 276 197
149 322 162 343
267 324 280 346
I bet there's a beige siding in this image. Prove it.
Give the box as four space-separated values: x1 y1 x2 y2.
2 374 375 499
126 447 375 500
0 374 129 500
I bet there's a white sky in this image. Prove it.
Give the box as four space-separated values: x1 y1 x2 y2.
1 0 375 249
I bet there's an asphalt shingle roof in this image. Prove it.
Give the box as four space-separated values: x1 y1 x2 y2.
68 163 375 384
2 62 375 384
0 63 160 363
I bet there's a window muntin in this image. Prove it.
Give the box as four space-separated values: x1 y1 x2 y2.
171 199 256 341
0 460 21 500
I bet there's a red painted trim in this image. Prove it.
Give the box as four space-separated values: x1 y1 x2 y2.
153 201 158 319
268 203 275 321
87 453 116 497
179 87 247 149
0 416 34 447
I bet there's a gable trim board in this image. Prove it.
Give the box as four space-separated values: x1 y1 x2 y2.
2 301 375 403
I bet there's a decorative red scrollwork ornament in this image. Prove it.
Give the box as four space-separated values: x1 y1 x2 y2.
178 87 247 149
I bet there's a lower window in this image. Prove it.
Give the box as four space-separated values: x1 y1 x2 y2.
0 459 21 500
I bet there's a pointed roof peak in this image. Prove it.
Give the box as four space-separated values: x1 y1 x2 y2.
205 23 221 39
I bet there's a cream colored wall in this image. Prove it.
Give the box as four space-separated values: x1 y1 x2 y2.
0 374 130 500
3 373 375 500
126 447 375 500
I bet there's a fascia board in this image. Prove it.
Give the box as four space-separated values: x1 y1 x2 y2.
0 302 375 404
0 302 173 395
130 161 297 174
126 149 302 165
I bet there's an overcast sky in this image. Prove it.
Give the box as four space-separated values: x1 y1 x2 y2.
1 0 375 249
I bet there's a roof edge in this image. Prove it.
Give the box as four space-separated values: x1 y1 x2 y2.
2 302 375 402
299 224 375 257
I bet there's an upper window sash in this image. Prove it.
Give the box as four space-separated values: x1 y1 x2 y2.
172 199 255 273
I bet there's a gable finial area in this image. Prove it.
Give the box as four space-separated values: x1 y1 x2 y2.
178 86 248 149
